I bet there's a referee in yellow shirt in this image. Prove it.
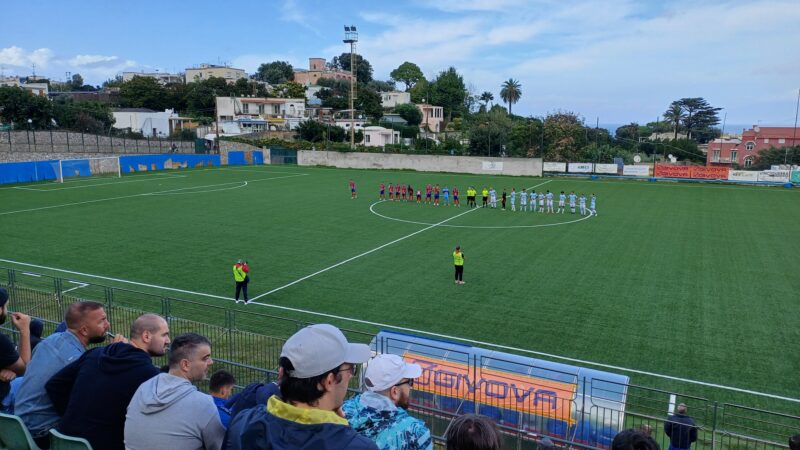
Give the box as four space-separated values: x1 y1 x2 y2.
453 246 465 284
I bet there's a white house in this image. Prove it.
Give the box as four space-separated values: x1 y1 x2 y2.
381 91 410 109
362 126 400 147
215 96 306 130
122 71 184 85
0 76 49 96
112 108 181 137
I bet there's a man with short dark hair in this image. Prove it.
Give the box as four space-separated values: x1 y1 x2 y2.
46 313 170 450
613 428 660 450
664 404 697 450
209 369 236 428
16 301 113 448
0 287 31 406
225 324 377 450
343 354 432 450
445 414 501 450
125 332 224 450
788 435 800 450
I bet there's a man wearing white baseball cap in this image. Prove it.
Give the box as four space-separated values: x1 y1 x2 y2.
225 324 377 450
342 354 433 450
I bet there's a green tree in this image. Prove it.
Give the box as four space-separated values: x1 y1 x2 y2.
390 62 424 91
409 79 429 104
467 109 513 156
185 77 231 117
542 112 587 161
331 52 373 83
479 91 494 110
51 97 114 133
356 84 382 120
677 97 721 143
752 145 800 169
255 61 294 84
296 120 327 142
499 78 522 115
120 76 169 110
367 80 395 92
394 103 422 126
274 81 306 99
70 73 84 90
507 117 543 157
430 67 467 123
0 86 53 128
663 102 686 140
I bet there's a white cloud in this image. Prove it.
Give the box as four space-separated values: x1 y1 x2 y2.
69 54 120 66
0 46 54 69
0 46 135 84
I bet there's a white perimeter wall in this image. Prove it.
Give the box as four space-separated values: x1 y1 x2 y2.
297 151 543 177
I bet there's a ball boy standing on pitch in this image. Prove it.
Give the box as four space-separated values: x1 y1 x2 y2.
233 259 250 304
453 246 465 285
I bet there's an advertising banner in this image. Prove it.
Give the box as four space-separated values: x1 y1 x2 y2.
543 162 567 172
654 164 691 178
622 165 650 177
792 171 800 183
568 162 593 173
594 163 619 174
690 166 729 180
481 161 504 171
728 170 759 182
758 170 791 183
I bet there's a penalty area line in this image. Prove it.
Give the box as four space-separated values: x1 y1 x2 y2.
0 257 796 403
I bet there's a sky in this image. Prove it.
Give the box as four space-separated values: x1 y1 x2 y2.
2 0 799 130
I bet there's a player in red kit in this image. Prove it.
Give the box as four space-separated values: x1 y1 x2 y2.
349 180 356 199
388 183 394 201
453 186 460 207
379 182 385 200
425 184 432 204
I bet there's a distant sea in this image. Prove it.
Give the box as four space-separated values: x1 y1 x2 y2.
597 123 780 136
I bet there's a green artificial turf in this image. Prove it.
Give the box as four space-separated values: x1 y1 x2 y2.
1 165 798 413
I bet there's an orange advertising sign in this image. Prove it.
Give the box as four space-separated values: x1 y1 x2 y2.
405 353 576 422
655 164 730 179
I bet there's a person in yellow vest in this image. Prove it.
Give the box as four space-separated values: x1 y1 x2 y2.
481 187 489 208
233 259 250 304
453 246 465 285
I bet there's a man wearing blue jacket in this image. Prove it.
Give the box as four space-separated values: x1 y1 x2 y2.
664 403 698 450
225 324 376 450
46 314 170 450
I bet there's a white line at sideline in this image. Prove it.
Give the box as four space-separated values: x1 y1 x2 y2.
61 281 89 294
13 174 188 192
0 256 797 403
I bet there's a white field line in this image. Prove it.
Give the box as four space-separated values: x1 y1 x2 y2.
148 181 248 196
249 181 550 301
61 281 89 294
13 174 188 192
1 256 797 403
0 173 308 216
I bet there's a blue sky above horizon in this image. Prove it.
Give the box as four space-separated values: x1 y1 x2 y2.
2 0 799 129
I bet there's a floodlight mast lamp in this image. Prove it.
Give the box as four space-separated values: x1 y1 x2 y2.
344 25 358 149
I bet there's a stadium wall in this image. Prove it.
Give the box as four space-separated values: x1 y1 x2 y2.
297 150 543 177
0 130 194 158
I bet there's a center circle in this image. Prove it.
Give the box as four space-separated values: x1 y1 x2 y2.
369 201 594 229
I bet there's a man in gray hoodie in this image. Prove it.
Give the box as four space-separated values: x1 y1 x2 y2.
124 332 224 450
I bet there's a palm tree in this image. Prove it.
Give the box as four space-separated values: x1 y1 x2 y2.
499 79 522 115
663 102 685 140
479 91 494 110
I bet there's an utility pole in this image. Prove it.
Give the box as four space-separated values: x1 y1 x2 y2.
344 26 358 149
789 88 799 165
214 91 220 154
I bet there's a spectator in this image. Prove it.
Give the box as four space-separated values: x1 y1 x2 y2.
789 435 800 450
29 318 44 350
664 404 698 450
638 424 654 436
225 323 376 450
225 370 282 421
46 313 170 450
1 316 46 415
445 414 502 450
125 333 224 450
0 287 31 403
16 301 113 448
612 429 660 450
209 369 236 428
342 354 432 450
538 437 555 450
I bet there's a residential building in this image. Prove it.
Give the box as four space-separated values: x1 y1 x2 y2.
362 126 400 147
185 64 247 83
0 76 49 96
215 96 306 131
293 58 354 86
706 126 799 167
381 91 410 109
112 108 191 137
122 71 184 85
417 104 444 133
380 114 408 126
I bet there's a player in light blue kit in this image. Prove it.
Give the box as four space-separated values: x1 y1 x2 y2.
569 191 577 214
443 186 450 206
546 190 555 214
538 192 545 213
510 188 517 211
519 190 528 212
590 193 597 215
579 194 587 215
529 190 536 212
558 191 566 214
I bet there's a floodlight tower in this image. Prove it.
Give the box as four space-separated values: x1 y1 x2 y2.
344 25 358 149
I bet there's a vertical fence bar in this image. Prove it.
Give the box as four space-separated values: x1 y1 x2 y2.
711 402 718 450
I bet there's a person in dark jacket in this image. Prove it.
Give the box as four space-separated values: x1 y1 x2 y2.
789 434 800 450
664 404 698 450
46 313 170 450
225 324 376 450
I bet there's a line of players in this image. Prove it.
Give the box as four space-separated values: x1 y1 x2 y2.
378 182 597 216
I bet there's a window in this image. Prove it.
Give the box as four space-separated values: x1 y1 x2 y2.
779 138 786 144
365 134 370 143
712 150 720 162
744 156 754 168
258 105 265 114
763 138 769 144
730 150 737 162
745 141 755 151
243 104 250 114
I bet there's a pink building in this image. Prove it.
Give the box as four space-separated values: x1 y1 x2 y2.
293 58 354 86
707 126 799 167
417 104 444 133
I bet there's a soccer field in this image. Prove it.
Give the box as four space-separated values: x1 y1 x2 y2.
1 165 799 410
